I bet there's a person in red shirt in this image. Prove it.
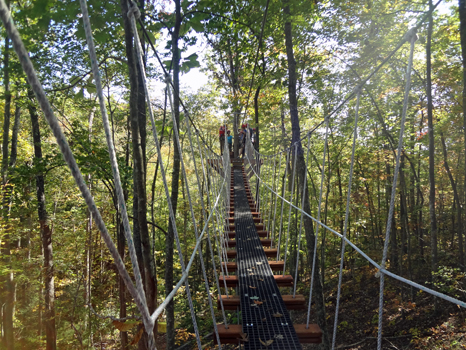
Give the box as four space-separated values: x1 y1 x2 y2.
219 125 225 155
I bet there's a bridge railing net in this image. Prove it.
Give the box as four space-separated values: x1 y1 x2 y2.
242 27 466 350
0 1 237 348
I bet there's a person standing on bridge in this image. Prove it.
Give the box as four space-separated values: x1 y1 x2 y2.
219 125 225 155
227 130 233 155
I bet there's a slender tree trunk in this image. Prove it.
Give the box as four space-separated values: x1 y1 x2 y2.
254 85 260 151
166 1 182 348
28 91 56 350
120 1 157 347
458 0 466 272
427 0 438 285
1 31 14 350
282 2 329 348
440 133 464 269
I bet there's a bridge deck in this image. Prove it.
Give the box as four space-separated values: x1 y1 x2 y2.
233 167 303 350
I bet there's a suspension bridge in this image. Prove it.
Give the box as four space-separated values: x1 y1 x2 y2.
1 0 465 349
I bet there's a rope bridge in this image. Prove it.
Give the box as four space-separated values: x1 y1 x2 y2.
1 0 465 349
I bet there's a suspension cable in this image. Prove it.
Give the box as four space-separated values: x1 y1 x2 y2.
331 89 361 350
377 30 417 350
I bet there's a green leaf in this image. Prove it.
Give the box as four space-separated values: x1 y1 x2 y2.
86 83 97 95
189 18 204 33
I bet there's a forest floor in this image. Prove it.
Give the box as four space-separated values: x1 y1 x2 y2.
294 265 466 350
166 265 466 350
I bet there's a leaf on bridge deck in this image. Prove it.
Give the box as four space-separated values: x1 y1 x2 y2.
238 331 249 342
259 338 274 347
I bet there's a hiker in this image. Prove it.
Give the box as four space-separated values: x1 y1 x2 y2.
219 125 225 155
240 125 247 158
227 130 233 154
238 128 245 158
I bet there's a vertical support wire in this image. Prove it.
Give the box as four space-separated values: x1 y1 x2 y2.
271 152 283 244
128 7 207 346
194 131 229 325
165 80 202 349
283 145 298 276
276 150 290 260
306 116 330 327
78 0 150 336
181 114 224 345
267 155 279 236
377 30 417 350
293 132 311 297
331 90 362 350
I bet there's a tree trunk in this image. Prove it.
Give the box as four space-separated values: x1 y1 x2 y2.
282 2 330 348
28 90 56 350
440 133 464 269
254 85 260 151
458 0 466 273
120 0 157 347
1 31 14 350
427 0 438 283
166 1 182 348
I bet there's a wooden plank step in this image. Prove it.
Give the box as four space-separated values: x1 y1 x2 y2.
226 248 277 258
228 230 267 238
215 324 242 344
215 324 322 344
217 294 305 310
294 323 323 343
219 274 293 287
226 217 261 223
221 260 284 272
226 239 271 248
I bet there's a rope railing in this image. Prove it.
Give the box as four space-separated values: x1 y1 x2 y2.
243 134 466 305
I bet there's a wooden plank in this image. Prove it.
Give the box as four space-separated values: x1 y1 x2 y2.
221 260 284 272
226 239 271 248
226 248 277 258
215 324 322 345
228 230 267 238
294 323 323 343
219 274 293 287
217 294 305 310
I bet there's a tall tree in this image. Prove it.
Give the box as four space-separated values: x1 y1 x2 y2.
459 0 466 269
426 0 438 284
120 0 157 348
1 27 14 350
282 1 330 348
165 1 182 348
28 90 56 350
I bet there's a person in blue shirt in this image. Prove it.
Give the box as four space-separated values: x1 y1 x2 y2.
227 130 233 154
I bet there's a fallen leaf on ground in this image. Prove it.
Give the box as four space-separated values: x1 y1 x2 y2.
275 334 284 340
253 300 263 305
272 313 283 318
249 285 257 289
